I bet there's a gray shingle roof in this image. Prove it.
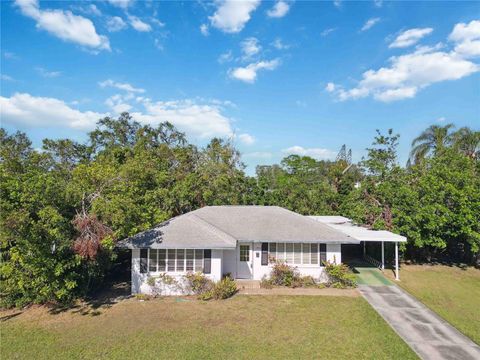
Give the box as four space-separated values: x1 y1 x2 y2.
117 206 357 249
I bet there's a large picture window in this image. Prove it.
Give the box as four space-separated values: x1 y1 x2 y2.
147 249 211 273
268 243 326 266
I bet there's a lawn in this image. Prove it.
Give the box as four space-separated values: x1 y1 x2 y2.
1 295 417 360
386 264 480 344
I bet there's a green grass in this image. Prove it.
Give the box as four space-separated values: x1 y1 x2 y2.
1 295 417 359
387 264 480 344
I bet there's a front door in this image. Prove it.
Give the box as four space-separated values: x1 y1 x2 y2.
236 243 253 279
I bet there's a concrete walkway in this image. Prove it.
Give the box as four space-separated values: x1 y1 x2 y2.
359 285 480 360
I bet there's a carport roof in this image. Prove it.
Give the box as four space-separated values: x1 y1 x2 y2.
309 216 407 243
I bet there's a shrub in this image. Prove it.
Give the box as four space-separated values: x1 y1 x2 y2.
184 272 214 295
269 261 300 287
197 277 238 301
323 261 357 288
211 277 237 299
300 275 316 287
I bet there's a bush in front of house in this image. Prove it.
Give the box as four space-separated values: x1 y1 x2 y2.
323 261 357 288
184 272 214 295
184 272 237 300
269 260 301 287
198 277 238 301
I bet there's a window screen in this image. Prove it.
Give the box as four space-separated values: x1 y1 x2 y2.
176 249 185 272
320 244 327 264
158 249 166 271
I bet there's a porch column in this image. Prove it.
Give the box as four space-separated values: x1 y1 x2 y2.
381 241 385 270
395 241 399 281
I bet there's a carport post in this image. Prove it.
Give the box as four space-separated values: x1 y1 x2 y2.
381 241 385 270
395 241 399 281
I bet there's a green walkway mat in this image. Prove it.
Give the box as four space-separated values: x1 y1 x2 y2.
349 260 393 286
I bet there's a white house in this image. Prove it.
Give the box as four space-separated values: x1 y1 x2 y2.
117 206 405 295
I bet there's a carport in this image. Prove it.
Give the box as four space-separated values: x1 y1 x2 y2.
309 216 407 280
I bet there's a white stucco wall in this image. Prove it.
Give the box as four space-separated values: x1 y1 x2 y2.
131 248 223 295
131 244 345 294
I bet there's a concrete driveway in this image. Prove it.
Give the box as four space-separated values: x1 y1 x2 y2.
359 285 480 360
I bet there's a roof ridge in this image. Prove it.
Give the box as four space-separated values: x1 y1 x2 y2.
188 213 238 244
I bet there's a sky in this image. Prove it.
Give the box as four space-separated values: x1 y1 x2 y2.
1 0 479 175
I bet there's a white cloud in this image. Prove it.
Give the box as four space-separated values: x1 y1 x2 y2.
1 93 236 140
99 79 145 93
105 93 134 113
35 67 61 78
325 82 336 92
282 146 336 160
437 116 446 123
133 98 233 139
374 0 383 7
200 23 209 36
0 93 106 130
74 4 102 16
361 17 380 32
229 59 280 83
449 20 480 58
243 151 272 159
209 0 260 33
329 21 480 102
106 16 127 32
107 0 133 9
272 38 290 50
389 28 433 48
241 37 261 59
218 50 233 63
267 1 290 18
238 133 255 145
15 0 110 51
321 28 336 37
333 0 342 9
129 16 152 32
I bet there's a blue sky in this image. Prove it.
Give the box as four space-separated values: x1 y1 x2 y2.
1 0 479 175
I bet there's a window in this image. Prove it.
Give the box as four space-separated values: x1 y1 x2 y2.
269 243 277 261
239 245 249 262
158 249 166 271
194 250 203 272
310 244 318 265
167 249 176 271
176 249 185 272
277 243 285 261
146 248 211 273
294 243 302 264
267 243 325 266
302 243 311 264
285 243 293 264
149 249 158 272
186 249 194 271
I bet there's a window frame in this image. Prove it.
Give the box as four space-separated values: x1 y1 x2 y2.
267 242 326 267
145 248 210 274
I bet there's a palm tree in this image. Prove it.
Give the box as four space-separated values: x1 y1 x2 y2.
452 127 480 159
409 124 455 164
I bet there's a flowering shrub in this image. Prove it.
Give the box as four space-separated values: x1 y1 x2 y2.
184 272 214 295
269 261 301 287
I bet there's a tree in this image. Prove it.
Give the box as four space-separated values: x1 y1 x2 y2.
452 127 480 159
409 123 455 164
